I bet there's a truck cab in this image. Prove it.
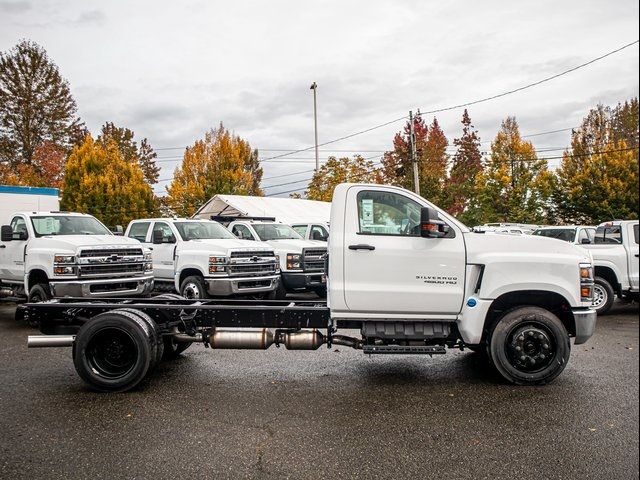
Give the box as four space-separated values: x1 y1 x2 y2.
532 226 596 245
0 212 154 301
125 218 280 299
227 220 327 298
291 223 330 242
582 220 639 314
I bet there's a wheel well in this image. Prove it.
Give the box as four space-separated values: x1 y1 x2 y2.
27 269 49 291
482 290 575 343
594 266 620 295
179 268 204 286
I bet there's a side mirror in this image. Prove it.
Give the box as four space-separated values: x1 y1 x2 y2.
152 230 163 244
112 225 124 236
580 238 591 244
1 225 12 242
420 207 448 238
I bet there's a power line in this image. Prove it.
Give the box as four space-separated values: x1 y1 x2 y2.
259 40 638 162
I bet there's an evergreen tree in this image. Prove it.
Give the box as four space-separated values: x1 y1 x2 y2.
444 109 484 226
166 124 263 216
61 136 156 226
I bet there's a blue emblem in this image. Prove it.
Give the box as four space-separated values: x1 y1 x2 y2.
467 298 477 308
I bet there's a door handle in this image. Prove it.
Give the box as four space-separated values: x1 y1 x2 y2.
348 244 375 251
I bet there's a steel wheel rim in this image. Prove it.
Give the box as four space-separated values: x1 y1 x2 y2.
592 284 607 309
87 327 138 379
182 282 201 299
505 321 556 373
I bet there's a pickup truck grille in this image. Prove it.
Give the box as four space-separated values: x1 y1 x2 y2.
228 250 277 277
302 248 327 272
77 247 146 278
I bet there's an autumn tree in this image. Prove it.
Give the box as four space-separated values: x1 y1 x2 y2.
554 99 639 223
97 122 160 184
61 136 156 226
0 40 84 170
443 109 484 226
166 124 263 216
305 155 382 201
476 116 554 224
381 113 448 203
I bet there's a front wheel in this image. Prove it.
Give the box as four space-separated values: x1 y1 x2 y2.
26 283 52 327
592 276 615 315
180 275 208 300
488 306 570 386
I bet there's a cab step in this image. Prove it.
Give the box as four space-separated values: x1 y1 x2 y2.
362 345 447 355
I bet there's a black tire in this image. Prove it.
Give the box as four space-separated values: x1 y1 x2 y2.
180 275 208 300
116 308 164 370
271 280 288 300
592 276 615 315
488 306 570 386
26 283 52 327
73 309 157 392
152 294 193 359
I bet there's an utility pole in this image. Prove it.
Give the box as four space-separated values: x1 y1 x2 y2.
310 82 319 172
409 110 419 194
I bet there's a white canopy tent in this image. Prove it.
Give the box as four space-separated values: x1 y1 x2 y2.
192 194 331 224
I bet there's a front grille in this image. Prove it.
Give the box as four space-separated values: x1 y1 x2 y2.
80 263 145 277
79 248 143 258
229 264 277 276
230 251 273 259
302 248 327 272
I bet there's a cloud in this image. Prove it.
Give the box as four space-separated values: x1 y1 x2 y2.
70 9 106 26
0 0 30 13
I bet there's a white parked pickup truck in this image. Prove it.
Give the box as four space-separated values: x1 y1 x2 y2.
227 220 327 298
0 212 154 301
291 222 330 242
582 220 639 314
532 226 596 245
125 218 280 299
24 183 598 392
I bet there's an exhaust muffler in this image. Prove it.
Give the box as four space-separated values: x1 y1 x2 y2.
28 335 75 348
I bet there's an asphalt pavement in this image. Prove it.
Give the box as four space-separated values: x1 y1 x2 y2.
0 301 638 479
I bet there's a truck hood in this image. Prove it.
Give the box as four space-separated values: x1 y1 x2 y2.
179 238 274 255
464 232 592 264
32 235 143 252
262 238 327 254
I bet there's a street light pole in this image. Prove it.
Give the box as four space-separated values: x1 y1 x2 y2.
310 82 319 172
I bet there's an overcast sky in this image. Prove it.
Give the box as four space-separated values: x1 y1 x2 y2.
1 0 638 196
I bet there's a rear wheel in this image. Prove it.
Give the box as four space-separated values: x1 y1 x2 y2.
488 306 570 386
592 276 614 315
73 309 158 392
180 275 208 300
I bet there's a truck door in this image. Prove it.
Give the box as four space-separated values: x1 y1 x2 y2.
0 216 29 282
150 221 177 281
627 223 639 289
343 187 466 317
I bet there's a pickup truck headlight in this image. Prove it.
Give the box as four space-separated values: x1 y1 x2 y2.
286 253 302 271
209 256 228 275
579 264 594 302
54 254 76 264
274 255 281 273
54 266 76 276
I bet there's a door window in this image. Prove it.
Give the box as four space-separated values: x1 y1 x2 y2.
153 222 176 243
10 216 28 240
633 224 639 244
357 190 422 236
128 222 150 242
310 225 329 241
232 224 255 240
292 225 308 237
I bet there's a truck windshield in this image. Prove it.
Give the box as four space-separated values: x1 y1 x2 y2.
594 225 622 244
30 216 111 237
253 224 302 241
174 222 236 241
532 228 576 242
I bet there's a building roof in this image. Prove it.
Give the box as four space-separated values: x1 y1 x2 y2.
0 185 59 196
192 194 331 224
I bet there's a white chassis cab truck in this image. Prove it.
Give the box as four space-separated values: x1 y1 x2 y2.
0 212 154 301
582 220 639 315
124 218 280 299
227 220 327 298
22 184 597 392
291 222 330 242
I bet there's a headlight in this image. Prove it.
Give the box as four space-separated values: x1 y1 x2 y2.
54 266 76 276
145 262 153 272
54 254 76 264
209 256 228 264
144 252 153 261
209 265 227 274
579 263 594 302
274 254 281 273
286 253 302 271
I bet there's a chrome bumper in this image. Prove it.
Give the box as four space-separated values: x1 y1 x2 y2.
49 275 154 298
204 275 279 296
573 308 597 345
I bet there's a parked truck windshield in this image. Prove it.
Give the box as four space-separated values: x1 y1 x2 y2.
30 215 111 237
174 221 236 241
253 224 302 241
